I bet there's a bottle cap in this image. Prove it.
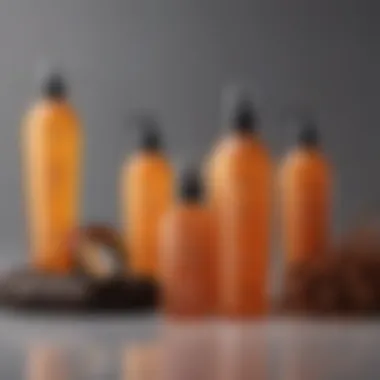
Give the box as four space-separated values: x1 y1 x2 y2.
298 121 320 147
222 86 257 132
179 166 203 202
41 71 68 99
140 126 161 151
131 113 162 152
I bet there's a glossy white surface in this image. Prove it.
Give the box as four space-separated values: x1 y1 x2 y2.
0 313 379 379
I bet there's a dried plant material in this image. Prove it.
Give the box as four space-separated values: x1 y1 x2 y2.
281 222 380 317
0 224 158 313
282 258 344 316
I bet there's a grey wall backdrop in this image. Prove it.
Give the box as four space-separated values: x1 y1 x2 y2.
0 0 376 253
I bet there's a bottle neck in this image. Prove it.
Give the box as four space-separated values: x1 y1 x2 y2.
42 95 68 106
140 144 162 154
297 144 322 160
179 186 202 204
298 140 320 152
230 116 256 134
231 127 256 138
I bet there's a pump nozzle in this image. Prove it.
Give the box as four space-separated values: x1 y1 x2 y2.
41 71 68 99
129 112 163 152
298 121 320 147
140 120 161 151
222 86 257 132
179 166 203 202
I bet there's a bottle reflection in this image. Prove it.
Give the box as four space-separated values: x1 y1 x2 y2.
216 324 269 380
159 322 217 380
122 343 159 380
279 324 380 380
280 325 337 380
81 346 119 379
122 323 271 380
25 345 69 380
281 337 309 380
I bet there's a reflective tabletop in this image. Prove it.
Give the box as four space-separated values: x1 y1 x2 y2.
0 313 379 380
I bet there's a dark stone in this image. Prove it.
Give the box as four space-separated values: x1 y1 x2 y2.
0 268 158 314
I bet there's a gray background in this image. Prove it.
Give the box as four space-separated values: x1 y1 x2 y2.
0 0 377 253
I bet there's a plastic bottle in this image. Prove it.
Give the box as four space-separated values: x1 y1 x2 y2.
22 71 81 273
206 89 272 318
121 116 173 278
279 123 331 264
160 167 216 318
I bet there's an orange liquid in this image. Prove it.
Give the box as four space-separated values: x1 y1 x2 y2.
159 203 217 318
23 99 81 273
279 147 331 264
122 151 173 278
207 132 272 318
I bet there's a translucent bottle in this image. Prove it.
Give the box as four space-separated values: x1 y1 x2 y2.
22 72 81 273
121 117 173 279
279 123 331 264
206 90 272 318
160 167 216 318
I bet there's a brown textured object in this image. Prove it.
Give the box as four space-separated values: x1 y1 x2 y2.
282 258 344 316
339 254 380 315
281 222 380 317
66 224 127 278
0 269 158 313
0 270 91 311
0 224 158 313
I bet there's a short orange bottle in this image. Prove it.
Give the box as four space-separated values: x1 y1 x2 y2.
160 167 216 318
279 123 331 264
22 72 81 273
121 118 173 279
206 91 272 318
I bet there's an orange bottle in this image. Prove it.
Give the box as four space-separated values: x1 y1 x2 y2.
22 72 81 273
279 123 331 264
160 167 216 318
121 117 173 279
206 91 272 318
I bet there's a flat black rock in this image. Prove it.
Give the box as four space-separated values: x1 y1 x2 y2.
0 268 158 314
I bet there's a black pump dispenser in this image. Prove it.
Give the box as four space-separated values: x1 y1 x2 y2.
298 122 320 148
140 127 161 152
179 167 203 203
42 71 68 99
224 88 257 133
231 98 256 132
137 117 162 152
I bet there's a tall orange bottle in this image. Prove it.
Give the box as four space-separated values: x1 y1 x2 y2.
121 117 173 279
279 123 331 264
206 91 272 318
22 72 81 273
160 167 216 318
